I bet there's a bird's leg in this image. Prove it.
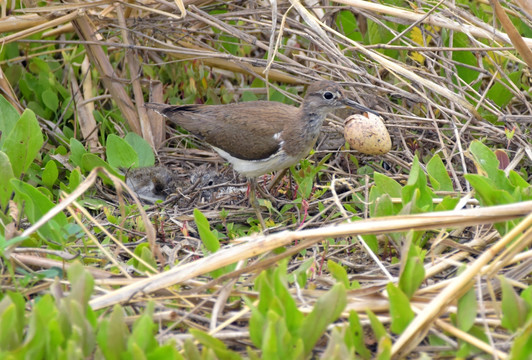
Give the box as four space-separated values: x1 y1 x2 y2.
249 178 266 230
255 175 277 204
267 168 288 193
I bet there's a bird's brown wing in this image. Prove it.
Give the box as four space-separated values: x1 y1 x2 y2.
147 101 299 160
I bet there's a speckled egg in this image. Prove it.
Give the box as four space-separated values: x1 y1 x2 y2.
343 113 391 155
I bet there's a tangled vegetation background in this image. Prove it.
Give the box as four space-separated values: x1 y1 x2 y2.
0 0 532 358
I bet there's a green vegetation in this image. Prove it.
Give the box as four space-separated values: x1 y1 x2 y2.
0 0 531 358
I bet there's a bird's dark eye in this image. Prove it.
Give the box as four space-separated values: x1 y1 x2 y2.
323 91 334 100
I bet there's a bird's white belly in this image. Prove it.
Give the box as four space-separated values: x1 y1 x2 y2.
213 147 304 178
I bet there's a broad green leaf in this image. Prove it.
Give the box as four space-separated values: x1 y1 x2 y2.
376 336 392 360
147 345 184 360
70 138 86 167
0 151 15 210
486 71 521 107
0 303 20 349
183 339 202 360
190 329 243 360
370 193 395 217
11 179 67 245
374 173 402 198
366 19 398 59
42 160 58 188
125 132 155 167
321 326 354 359
509 170 531 191
402 156 434 213
509 317 532 360
456 284 477 332
67 262 95 308
132 243 157 274
427 155 453 191
469 141 513 192
99 305 127 360
347 311 372 359
500 276 529 332
300 283 346 355
81 153 121 186
327 260 350 288
360 234 378 255
193 208 220 253
106 134 138 169
41 89 59 111
451 33 480 88
2 109 43 178
336 10 362 42
366 309 388 341
0 95 20 149
434 196 460 211
465 174 514 206
398 242 425 299
387 283 415 334
129 303 157 353
68 168 82 193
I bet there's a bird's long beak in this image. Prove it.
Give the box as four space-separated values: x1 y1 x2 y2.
344 99 380 116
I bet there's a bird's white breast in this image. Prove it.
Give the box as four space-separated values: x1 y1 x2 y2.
213 146 301 178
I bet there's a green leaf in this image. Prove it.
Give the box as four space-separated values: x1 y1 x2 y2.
369 193 395 218
509 317 532 360
402 156 434 213
42 160 58 188
465 174 514 206
336 10 362 42
0 293 25 350
67 168 82 193
500 276 529 332
128 303 157 353
132 243 157 273
0 151 15 210
451 33 480 88
509 170 531 190
366 309 388 342
81 153 121 185
434 196 459 211
398 241 426 299
300 283 346 355
347 311 372 359
327 260 350 288
193 208 220 253
0 95 20 149
67 261 95 308
426 155 453 191
387 283 415 334
11 179 68 245
366 19 398 59
486 71 521 107
190 329 243 360
183 339 202 360
41 89 59 111
125 132 155 167
374 172 402 198
108 305 128 358
376 336 392 360
106 134 139 169
2 109 44 178
70 138 87 167
456 283 477 332
147 345 184 360
360 234 379 255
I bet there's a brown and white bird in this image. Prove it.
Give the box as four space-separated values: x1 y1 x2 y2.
146 80 377 229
